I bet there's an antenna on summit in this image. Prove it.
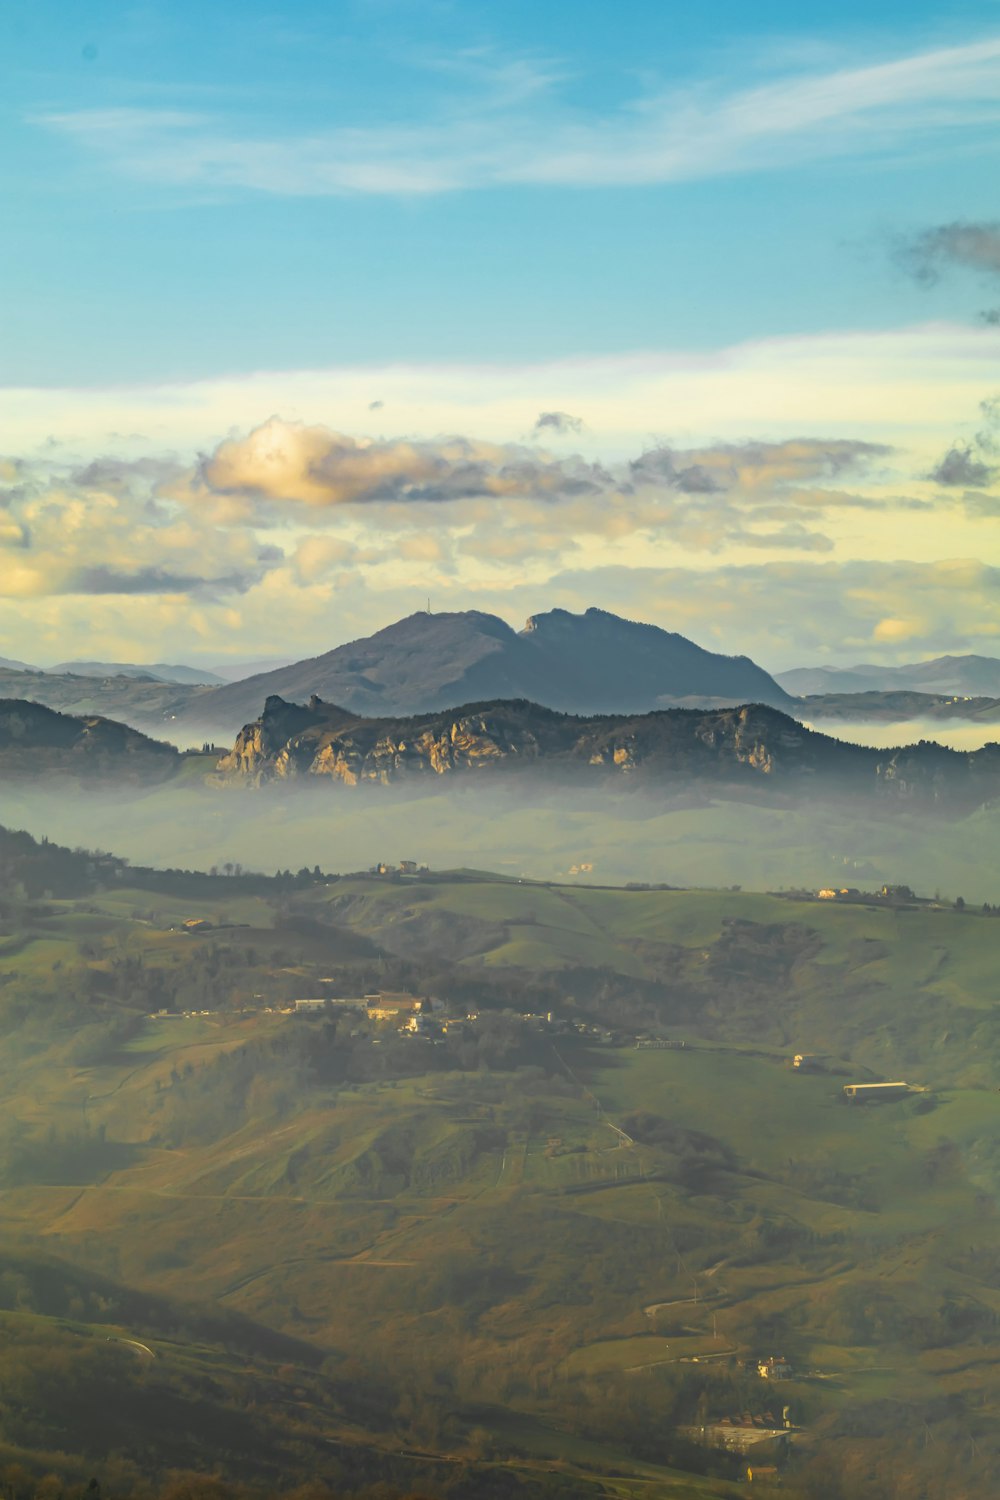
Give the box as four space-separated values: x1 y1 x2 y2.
426 596 431 614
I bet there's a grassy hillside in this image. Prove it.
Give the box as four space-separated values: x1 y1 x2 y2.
0 854 999 1498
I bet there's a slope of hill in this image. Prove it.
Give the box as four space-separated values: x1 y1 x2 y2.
1 842 1000 1499
0 699 179 780
0 666 208 728
778 653 1000 697
177 607 793 733
216 692 1000 808
209 654 296 680
800 690 1000 724
48 659 225 685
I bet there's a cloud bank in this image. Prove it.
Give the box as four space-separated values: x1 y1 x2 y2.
0 383 996 670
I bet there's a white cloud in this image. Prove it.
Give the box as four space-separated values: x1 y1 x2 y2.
0 335 996 666
2 326 994 466
34 35 1000 197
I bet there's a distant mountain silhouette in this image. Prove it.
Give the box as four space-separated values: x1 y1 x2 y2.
178 607 792 732
208 655 296 682
48 660 224 686
778 654 1000 698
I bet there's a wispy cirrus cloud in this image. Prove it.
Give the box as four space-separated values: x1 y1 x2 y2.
34 34 1000 197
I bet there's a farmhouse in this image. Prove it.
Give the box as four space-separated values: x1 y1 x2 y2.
757 1357 792 1380
405 1013 440 1037
843 1081 912 1103
365 991 430 1021
682 1413 793 1456
294 997 366 1014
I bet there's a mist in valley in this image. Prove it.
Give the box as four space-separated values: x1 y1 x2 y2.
3 771 997 902
800 716 1000 753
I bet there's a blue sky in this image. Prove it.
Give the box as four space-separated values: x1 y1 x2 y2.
1 1 999 672
4 0 1000 383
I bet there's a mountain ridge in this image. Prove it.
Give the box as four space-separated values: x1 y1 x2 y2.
778 653 1000 698
0 698 179 780
217 691 1000 808
47 659 225 686
177 606 793 732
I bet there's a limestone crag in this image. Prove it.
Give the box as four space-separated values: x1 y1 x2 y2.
216 695 1000 808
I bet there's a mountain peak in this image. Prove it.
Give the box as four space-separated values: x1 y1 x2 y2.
176 605 791 735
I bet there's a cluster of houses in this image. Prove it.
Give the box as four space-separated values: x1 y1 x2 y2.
368 859 429 877
287 996 645 1049
293 990 432 1023
815 883 916 903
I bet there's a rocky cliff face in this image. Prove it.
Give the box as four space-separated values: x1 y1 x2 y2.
216 694 1000 807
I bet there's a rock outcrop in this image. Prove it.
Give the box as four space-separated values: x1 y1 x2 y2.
216 694 1000 808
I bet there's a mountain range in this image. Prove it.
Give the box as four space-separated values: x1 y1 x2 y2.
3 613 1000 744
2 688 1000 812
176 607 793 732
0 665 208 729
777 654 1000 698
218 691 1000 808
48 660 225 685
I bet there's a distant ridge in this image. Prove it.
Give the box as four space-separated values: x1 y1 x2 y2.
48 660 224 686
177 606 793 732
0 699 178 780
778 654 1000 698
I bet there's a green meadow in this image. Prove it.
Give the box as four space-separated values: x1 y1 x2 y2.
0 850 999 1497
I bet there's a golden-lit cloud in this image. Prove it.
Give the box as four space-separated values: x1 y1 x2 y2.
186 416 609 511
0 348 997 668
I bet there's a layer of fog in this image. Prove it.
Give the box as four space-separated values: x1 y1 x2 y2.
801 718 1000 752
2 777 997 905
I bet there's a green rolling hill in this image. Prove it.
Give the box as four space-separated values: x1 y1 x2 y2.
0 839 998 1498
